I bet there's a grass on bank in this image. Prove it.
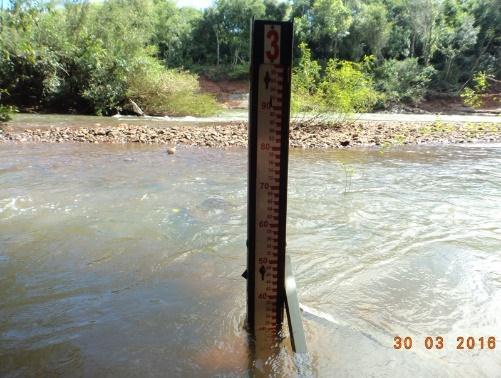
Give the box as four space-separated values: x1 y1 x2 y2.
0 105 15 122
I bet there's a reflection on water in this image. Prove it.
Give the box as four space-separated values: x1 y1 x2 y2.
1 143 500 376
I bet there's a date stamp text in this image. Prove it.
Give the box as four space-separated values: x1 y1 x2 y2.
393 336 496 350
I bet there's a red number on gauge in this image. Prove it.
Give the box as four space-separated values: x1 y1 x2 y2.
266 28 279 62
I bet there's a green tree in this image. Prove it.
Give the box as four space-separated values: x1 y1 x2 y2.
292 0 352 59
214 0 266 64
407 0 440 64
375 58 435 105
348 1 391 60
190 7 221 65
311 0 352 58
264 0 291 20
384 0 412 59
466 0 500 79
190 0 266 66
435 0 478 85
152 1 201 67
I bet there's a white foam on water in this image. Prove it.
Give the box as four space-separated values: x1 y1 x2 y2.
0 197 18 212
299 303 349 327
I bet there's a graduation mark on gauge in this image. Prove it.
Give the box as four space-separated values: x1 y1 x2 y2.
247 20 293 343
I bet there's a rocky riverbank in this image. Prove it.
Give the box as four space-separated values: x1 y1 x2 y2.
1 121 500 148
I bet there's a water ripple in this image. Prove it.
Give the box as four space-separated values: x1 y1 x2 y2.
0 143 500 376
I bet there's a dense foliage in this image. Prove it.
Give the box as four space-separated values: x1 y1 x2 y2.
292 43 380 114
126 56 219 116
0 0 219 115
374 58 436 105
0 0 499 115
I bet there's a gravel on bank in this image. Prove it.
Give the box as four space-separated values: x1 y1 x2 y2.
1 121 500 148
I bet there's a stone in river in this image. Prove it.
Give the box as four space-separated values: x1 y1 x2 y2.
167 146 176 155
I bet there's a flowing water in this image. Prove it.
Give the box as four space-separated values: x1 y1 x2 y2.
1 142 500 377
6 111 501 132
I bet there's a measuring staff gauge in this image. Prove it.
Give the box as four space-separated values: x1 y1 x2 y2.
247 20 293 348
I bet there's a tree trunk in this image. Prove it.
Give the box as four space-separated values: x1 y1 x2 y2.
233 48 240 65
129 99 144 117
424 22 434 65
214 28 220 67
445 56 453 81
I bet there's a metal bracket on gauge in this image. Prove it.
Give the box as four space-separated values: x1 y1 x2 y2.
246 19 307 354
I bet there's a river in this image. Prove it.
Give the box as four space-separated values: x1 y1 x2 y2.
1 143 500 376
6 111 501 133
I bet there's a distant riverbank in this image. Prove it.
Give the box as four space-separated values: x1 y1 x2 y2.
1 119 500 148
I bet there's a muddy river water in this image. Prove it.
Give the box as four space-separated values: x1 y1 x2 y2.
1 143 500 376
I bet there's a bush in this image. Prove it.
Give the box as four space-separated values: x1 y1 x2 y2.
460 71 489 109
291 43 324 114
0 105 16 122
320 58 380 114
292 43 380 116
0 89 16 122
126 57 220 117
375 58 435 106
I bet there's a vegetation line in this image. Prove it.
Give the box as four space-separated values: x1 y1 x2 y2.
0 0 499 118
